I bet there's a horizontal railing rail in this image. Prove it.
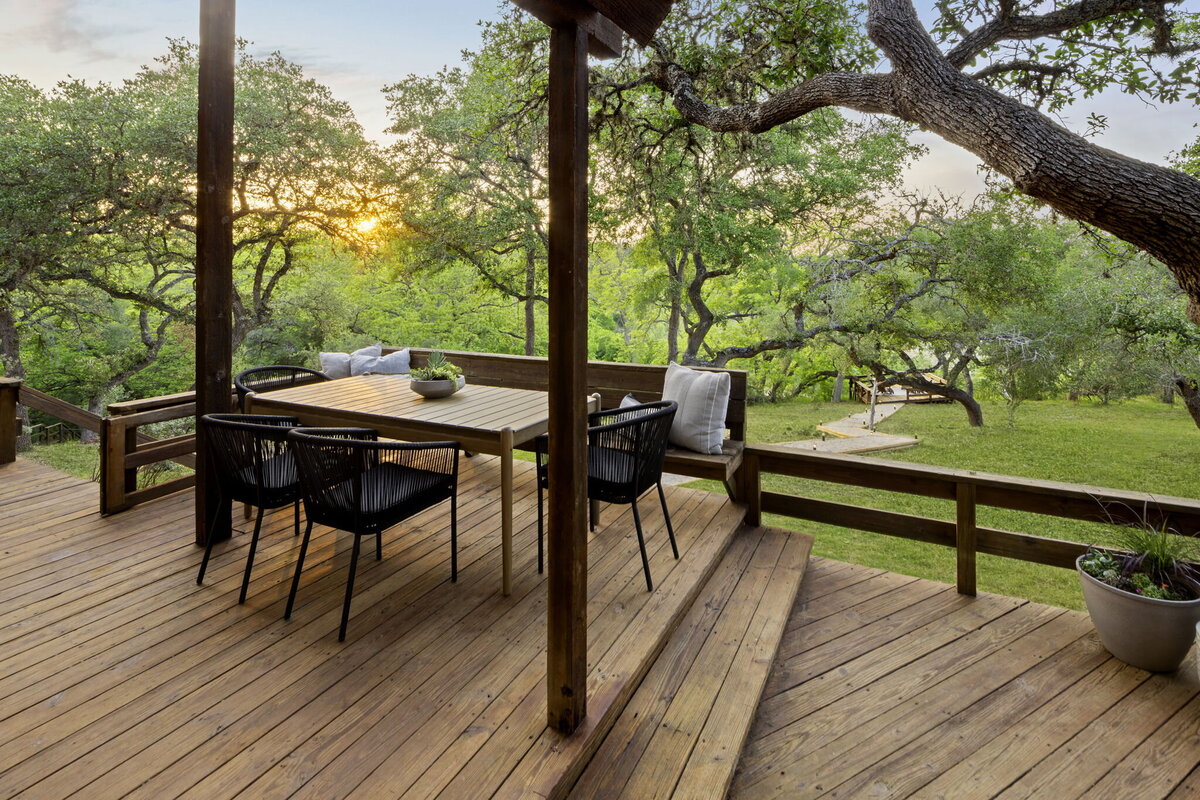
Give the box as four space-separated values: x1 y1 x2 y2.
741 443 1200 596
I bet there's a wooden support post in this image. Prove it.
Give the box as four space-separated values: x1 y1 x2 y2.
100 417 129 515
0 378 20 464
956 482 977 596
195 0 237 546
743 452 762 528
545 20 590 735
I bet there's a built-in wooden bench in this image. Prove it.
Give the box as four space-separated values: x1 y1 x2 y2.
396 348 749 491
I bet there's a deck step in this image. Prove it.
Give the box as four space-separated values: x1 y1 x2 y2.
567 525 813 800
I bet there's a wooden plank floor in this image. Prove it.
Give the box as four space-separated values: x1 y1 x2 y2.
568 525 813 800
0 456 743 800
733 557 1200 799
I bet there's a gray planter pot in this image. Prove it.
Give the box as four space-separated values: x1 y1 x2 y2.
1077 555 1200 672
409 375 466 399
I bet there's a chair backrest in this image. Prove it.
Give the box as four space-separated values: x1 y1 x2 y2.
588 401 677 492
200 413 301 500
234 366 331 408
287 428 458 530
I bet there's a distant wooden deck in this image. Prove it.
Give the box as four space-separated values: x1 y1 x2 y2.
0 457 743 799
734 558 1200 799
5 458 1200 798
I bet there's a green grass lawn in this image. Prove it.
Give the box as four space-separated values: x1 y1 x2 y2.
695 397 1200 610
25 440 192 487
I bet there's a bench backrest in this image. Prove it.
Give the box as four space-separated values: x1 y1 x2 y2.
397 348 748 441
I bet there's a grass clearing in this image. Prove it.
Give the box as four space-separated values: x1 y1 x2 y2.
695 396 1199 610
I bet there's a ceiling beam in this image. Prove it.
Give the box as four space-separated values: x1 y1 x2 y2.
588 0 674 46
510 0 623 58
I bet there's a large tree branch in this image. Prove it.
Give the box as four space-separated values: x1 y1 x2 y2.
649 63 897 133
652 0 1200 323
946 0 1174 68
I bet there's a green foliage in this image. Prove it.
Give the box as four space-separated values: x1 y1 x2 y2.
410 351 463 382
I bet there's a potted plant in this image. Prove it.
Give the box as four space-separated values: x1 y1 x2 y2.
1078 518 1200 672
409 351 466 398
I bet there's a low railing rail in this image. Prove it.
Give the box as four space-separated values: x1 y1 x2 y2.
742 444 1200 596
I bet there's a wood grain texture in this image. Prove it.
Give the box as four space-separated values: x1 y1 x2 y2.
732 558 1200 799
0 457 745 800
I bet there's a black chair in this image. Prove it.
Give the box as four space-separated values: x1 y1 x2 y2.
286 428 459 641
535 400 679 591
196 413 305 603
234 366 331 411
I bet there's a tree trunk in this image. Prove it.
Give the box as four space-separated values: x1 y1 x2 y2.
1162 386 1176 405
524 249 537 356
653 0 1200 323
0 298 32 451
900 376 984 427
664 250 683 363
1173 376 1200 431
832 373 844 403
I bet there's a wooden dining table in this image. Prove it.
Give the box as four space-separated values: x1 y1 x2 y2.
246 374 598 595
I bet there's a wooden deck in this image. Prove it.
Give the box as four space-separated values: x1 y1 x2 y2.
0 456 744 799
6 456 1200 798
734 557 1200 799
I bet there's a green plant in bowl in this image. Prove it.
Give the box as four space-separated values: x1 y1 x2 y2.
411 351 462 382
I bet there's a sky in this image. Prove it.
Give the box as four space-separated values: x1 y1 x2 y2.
0 0 1196 198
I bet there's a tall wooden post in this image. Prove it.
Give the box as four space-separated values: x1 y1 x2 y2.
195 0 236 546
546 21 591 734
0 378 20 465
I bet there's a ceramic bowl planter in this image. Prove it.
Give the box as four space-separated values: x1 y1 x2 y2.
1077 555 1200 672
410 375 466 399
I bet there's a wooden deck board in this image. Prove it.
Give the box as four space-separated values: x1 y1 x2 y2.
0 458 742 800
568 526 812 800
733 557 1200 799
8 459 1200 799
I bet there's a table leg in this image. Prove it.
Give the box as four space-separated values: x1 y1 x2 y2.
501 427 514 596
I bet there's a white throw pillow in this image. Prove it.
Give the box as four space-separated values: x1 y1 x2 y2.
349 343 383 376
661 362 730 454
619 393 641 409
374 348 410 375
319 351 351 379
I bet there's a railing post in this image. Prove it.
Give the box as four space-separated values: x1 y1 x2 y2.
743 450 762 527
0 378 20 464
100 417 129 515
956 482 977 596
124 425 140 496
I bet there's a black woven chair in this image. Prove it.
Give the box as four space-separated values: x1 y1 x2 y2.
286 428 460 641
234 366 331 411
196 413 305 604
535 400 679 592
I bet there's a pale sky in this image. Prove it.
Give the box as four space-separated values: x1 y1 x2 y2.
0 0 1196 198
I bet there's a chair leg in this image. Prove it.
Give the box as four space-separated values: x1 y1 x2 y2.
376 530 383 561
294 500 301 537
451 493 458 582
536 481 544 574
340 534 363 642
658 483 679 559
631 499 653 592
196 502 223 585
285 519 314 620
239 506 265 604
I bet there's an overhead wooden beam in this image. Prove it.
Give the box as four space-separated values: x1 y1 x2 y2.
510 0 623 58
588 0 675 45
545 20 592 735
195 0 236 546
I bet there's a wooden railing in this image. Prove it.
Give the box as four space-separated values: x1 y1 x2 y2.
0 376 200 513
100 393 202 515
741 444 1200 596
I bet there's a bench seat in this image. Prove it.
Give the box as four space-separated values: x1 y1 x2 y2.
664 440 744 483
